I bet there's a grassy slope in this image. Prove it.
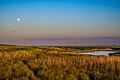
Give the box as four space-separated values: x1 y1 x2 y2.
0 45 120 80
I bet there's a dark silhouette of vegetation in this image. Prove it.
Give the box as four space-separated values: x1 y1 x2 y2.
109 52 120 56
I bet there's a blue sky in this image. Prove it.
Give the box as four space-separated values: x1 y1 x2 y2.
0 0 120 40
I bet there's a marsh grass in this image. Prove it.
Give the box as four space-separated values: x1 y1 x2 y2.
0 45 120 80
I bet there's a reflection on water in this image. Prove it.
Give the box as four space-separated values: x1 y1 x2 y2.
79 51 115 55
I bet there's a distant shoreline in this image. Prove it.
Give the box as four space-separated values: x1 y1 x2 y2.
0 43 120 47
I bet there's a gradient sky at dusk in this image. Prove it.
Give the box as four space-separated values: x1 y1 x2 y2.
0 0 120 40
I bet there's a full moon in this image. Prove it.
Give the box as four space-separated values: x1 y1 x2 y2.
17 18 20 22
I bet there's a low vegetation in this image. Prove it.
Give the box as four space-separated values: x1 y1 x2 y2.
0 45 120 80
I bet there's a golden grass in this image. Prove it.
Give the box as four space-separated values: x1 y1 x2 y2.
0 45 120 80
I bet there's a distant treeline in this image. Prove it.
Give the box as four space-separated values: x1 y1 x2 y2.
58 46 120 50
0 44 17 46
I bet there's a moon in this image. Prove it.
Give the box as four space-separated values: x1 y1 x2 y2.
17 18 20 22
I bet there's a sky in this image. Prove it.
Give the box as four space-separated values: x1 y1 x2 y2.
0 0 120 40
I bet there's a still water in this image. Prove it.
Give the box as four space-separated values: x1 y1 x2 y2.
79 51 115 55
0 38 120 46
